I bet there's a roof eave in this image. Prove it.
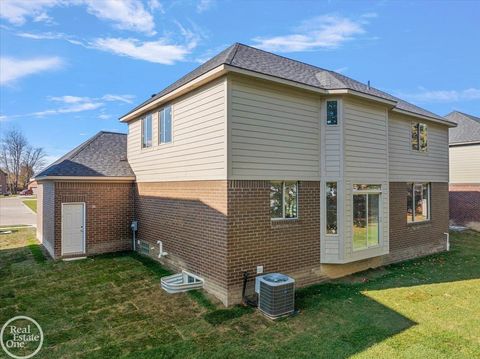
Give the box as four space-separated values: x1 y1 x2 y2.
35 176 136 182
119 65 229 123
449 140 480 147
391 108 457 127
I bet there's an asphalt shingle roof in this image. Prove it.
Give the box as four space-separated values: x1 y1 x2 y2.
445 111 480 145
123 43 446 122
35 131 135 178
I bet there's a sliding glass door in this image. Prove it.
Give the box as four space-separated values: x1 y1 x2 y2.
353 185 381 251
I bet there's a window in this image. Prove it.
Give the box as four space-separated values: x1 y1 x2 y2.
326 100 338 125
407 183 430 223
353 184 381 251
142 115 152 148
159 105 172 144
326 182 338 234
270 181 298 219
411 122 427 151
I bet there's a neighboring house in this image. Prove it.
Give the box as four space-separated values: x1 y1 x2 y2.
445 111 480 228
0 169 7 194
28 180 38 195
35 43 455 306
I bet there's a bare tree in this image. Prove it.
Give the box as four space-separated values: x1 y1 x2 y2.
0 128 46 193
21 147 46 188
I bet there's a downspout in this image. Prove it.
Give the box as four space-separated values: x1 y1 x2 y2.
444 232 450 251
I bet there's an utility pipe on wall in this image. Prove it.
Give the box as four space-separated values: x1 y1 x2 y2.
444 232 450 251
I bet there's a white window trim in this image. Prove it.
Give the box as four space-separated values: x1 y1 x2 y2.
352 184 382 252
141 114 153 149
326 99 340 127
158 105 173 145
271 181 299 221
407 182 431 224
411 122 428 153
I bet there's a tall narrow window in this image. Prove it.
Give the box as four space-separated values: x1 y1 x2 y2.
353 184 381 251
270 181 298 219
142 115 152 148
326 100 338 125
159 105 172 144
326 182 338 234
407 183 430 222
411 122 427 151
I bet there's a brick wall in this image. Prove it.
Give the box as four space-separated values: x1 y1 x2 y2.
449 184 480 228
387 182 449 264
134 181 229 302
226 180 320 303
54 182 133 257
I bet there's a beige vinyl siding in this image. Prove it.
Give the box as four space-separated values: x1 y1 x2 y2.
343 98 389 181
389 113 449 182
450 144 480 183
229 76 321 180
127 78 227 182
341 98 389 262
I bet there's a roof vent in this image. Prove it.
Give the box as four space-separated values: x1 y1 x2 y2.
151 94 156 98
367 80 371 89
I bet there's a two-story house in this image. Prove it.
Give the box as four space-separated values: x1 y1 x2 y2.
35 43 455 306
446 111 480 229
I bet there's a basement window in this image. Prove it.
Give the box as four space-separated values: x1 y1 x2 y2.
270 181 298 220
407 183 430 223
411 122 427 151
326 100 338 125
142 115 152 148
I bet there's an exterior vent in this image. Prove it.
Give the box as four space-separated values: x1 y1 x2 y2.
255 273 295 319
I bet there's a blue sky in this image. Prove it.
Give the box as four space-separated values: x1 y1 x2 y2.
1 0 479 165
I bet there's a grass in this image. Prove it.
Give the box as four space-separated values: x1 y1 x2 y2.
0 229 479 358
22 198 37 213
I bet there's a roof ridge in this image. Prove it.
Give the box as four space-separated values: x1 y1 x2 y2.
235 43 330 73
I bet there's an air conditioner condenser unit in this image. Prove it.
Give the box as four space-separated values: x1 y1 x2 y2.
255 273 295 319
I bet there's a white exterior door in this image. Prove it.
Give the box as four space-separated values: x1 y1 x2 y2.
61 203 85 255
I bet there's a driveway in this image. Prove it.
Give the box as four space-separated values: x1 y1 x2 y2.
0 196 36 226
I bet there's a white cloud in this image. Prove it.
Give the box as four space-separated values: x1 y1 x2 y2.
0 56 64 85
2 93 134 120
32 102 103 117
1 0 156 35
49 95 88 103
334 66 349 74
92 37 193 64
83 0 156 35
197 0 214 13
397 88 480 103
252 14 372 52
102 94 135 103
0 0 62 25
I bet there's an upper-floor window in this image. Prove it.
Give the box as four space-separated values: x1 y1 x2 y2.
270 181 298 219
142 115 152 148
159 105 172 144
326 182 338 234
326 100 338 125
411 122 427 151
407 182 430 223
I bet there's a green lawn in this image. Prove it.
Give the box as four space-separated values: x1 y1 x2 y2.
0 228 479 358
22 198 37 213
